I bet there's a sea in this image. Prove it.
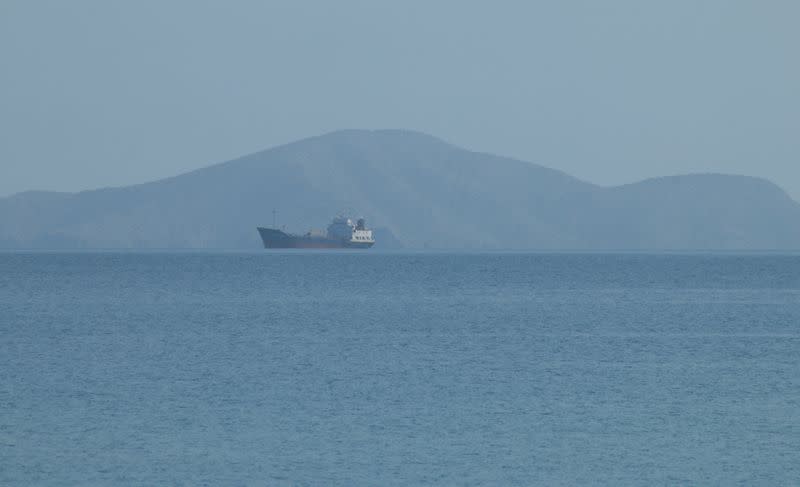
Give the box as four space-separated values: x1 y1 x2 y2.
1 251 799 485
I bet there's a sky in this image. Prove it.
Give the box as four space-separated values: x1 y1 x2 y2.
1 0 798 199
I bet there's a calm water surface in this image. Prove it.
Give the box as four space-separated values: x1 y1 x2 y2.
1 252 799 485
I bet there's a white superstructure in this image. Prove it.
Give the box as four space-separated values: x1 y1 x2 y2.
327 216 375 245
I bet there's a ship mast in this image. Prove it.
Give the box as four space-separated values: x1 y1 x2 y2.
272 209 277 229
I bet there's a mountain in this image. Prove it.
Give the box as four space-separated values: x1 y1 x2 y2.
2 129 800 250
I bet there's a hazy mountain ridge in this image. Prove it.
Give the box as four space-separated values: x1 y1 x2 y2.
2 129 800 249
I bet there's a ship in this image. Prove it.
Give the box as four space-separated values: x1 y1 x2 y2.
257 216 375 249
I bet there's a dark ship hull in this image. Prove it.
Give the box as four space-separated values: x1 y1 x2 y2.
257 227 374 249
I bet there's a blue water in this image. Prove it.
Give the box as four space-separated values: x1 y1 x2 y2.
1 252 799 485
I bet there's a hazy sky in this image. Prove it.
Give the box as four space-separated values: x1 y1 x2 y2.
1 1 798 199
